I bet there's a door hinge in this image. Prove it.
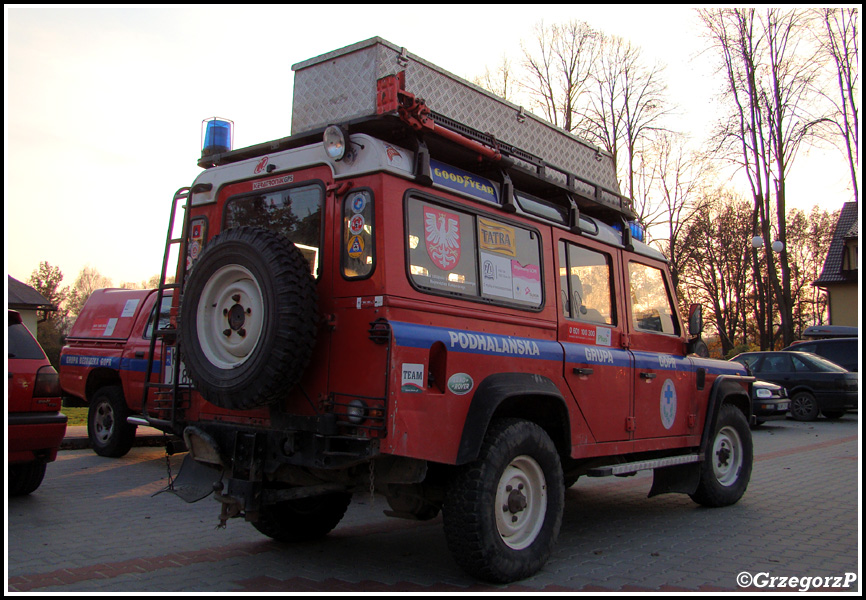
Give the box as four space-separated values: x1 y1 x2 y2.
626 416 636 432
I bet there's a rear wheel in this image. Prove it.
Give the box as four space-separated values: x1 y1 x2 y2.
252 492 352 542
690 404 752 507
88 386 136 458
443 419 564 583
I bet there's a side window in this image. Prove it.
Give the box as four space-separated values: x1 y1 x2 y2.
628 262 679 335
144 296 172 339
791 354 814 372
224 183 323 276
342 190 375 279
559 240 614 325
761 354 794 373
406 197 542 309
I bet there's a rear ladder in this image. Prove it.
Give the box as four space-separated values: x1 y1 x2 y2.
139 187 192 434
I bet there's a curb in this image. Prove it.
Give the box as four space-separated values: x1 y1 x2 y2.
61 425 179 451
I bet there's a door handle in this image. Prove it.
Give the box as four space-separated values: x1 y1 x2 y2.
135 351 146 359
572 367 594 376
640 372 657 380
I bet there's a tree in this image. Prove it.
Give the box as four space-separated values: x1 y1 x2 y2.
27 262 70 369
678 190 753 357
813 8 859 202
28 261 68 323
66 265 113 319
472 54 518 102
785 206 837 334
580 34 674 207
698 8 826 348
519 20 599 132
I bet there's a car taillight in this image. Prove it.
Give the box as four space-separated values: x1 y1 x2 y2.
33 365 61 398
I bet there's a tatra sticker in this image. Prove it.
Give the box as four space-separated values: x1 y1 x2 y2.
478 217 516 257
660 379 677 429
447 373 474 395
424 206 461 270
401 363 425 393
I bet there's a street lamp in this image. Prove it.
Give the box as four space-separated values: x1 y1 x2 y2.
751 236 784 253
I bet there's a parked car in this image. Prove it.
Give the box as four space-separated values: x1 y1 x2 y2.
750 380 789 427
8 310 67 495
730 351 858 421
782 337 858 372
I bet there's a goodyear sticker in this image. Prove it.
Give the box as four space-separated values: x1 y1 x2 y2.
660 379 677 429
431 159 498 204
401 363 425 393
347 235 365 259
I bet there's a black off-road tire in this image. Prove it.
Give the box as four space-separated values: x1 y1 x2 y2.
442 419 564 583
180 227 319 410
252 492 352 542
88 385 137 458
9 462 47 496
690 403 752 507
790 391 819 422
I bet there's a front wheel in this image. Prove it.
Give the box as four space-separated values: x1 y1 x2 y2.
88 386 137 458
690 403 752 507
443 419 564 583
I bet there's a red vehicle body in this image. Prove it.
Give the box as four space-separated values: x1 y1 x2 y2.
59 288 173 456
8 310 67 495
143 38 754 583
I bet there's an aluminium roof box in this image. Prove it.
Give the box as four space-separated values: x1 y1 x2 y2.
290 37 621 196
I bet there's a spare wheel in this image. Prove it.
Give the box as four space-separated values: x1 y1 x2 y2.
180 226 318 410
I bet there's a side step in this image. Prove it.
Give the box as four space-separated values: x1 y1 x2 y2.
586 454 701 477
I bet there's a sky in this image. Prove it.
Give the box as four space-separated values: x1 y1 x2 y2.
5 5 857 293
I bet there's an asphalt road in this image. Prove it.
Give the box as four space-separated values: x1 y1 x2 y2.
7 414 860 593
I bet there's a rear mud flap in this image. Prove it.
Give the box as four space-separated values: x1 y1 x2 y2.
160 453 223 503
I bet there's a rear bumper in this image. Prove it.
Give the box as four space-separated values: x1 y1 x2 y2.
8 412 68 465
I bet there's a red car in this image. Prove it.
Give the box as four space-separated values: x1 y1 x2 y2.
8 310 67 495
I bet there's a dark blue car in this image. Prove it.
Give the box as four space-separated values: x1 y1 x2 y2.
730 351 858 421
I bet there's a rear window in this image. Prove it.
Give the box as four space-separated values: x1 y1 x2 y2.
224 183 323 275
8 322 46 360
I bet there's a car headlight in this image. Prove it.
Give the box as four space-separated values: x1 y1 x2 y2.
755 388 773 398
346 399 367 424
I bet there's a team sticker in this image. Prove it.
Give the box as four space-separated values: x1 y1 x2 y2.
401 363 475 396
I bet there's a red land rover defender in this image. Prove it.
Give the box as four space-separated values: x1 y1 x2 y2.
141 38 754 583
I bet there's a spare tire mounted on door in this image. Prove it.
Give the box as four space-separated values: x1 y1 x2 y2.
180 226 319 411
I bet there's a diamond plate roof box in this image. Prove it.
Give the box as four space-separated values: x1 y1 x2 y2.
290 37 620 194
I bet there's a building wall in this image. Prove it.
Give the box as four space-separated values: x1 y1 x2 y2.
827 284 859 327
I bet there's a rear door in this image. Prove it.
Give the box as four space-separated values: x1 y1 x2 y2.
557 236 632 442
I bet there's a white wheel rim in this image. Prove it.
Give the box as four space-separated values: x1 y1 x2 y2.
712 425 742 487
495 455 547 550
93 401 114 444
196 264 265 369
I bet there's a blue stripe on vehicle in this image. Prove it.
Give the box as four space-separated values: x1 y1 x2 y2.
390 321 562 361
60 354 161 374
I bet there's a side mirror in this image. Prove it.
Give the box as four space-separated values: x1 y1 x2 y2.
688 304 703 337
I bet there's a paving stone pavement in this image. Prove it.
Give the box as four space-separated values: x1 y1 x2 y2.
6 414 860 593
